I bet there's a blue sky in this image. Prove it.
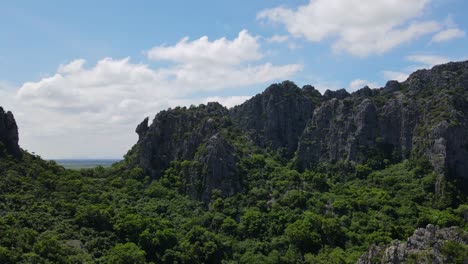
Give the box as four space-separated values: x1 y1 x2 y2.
0 0 467 159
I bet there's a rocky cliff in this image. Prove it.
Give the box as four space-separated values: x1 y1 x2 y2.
129 102 231 178
177 133 241 203
128 61 468 201
230 81 319 158
127 102 240 201
357 224 468 264
296 61 468 185
0 107 21 158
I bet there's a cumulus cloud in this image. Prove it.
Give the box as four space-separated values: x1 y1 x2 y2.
431 28 465 43
0 81 13 100
382 71 409 82
204 96 252 108
382 55 456 84
57 59 86 74
257 0 441 56
406 55 452 68
3 31 302 158
348 79 379 92
147 30 262 65
266 35 289 43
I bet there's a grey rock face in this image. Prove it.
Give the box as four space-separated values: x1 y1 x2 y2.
230 81 317 157
0 107 22 158
378 93 419 158
351 86 374 97
135 117 149 142
185 133 241 203
296 61 468 183
129 102 242 201
296 98 355 168
323 88 350 101
296 97 381 170
383 80 401 93
357 225 468 264
129 60 468 201
130 102 229 179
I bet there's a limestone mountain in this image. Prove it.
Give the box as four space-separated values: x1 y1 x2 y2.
128 60 468 201
296 62 468 184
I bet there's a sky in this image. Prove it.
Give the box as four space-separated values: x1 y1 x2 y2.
0 0 467 159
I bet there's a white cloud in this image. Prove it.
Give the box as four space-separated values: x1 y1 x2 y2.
3 31 302 158
0 81 13 100
313 82 341 94
431 28 465 43
349 79 379 92
204 96 252 108
57 59 86 74
406 55 451 67
147 30 262 66
266 34 289 43
383 71 409 82
257 0 441 56
382 55 455 84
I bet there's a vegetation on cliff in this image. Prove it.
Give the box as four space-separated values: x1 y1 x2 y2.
0 138 466 263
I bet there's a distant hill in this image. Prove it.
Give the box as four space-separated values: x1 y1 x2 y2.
53 159 121 170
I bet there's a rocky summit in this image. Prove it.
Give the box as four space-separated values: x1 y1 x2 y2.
357 224 468 264
230 81 318 158
0 107 21 158
128 61 468 201
297 62 468 182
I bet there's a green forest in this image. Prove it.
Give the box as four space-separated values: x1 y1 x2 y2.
1 137 466 263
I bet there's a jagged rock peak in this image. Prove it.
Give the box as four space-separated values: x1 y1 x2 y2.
357 224 468 264
230 80 317 157
383 80 401 93
351 86 375 97
136 117 149 142
301 84 321 96
296 60 468 184
129 102 230 179
403 60 468 96
0 107 22 158
323 88 350 101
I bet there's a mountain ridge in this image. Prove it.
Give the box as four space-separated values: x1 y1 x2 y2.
128 60 468 201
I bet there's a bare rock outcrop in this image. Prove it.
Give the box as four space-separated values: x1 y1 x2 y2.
357 225 468 264
181 133 241 203
230 81 318 158
296 61 468 186
129 102 229 179
0 107 21 158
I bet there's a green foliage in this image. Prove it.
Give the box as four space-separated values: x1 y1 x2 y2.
106 242 146 264
0 142 466 263
439 240 468 263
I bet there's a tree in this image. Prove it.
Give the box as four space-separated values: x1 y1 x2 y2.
107 242 146 264
241 208 264 237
